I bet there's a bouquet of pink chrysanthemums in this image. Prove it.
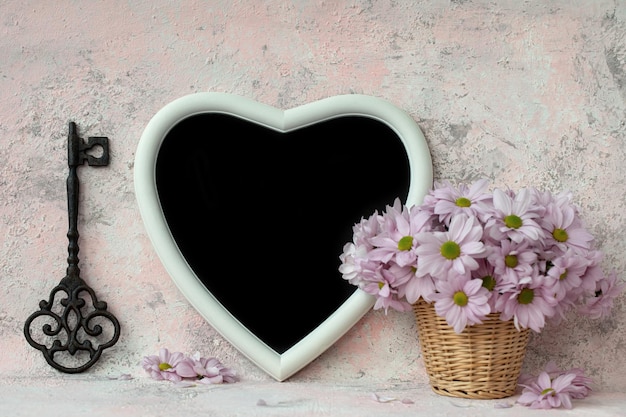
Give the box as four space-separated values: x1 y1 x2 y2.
339 179 624 334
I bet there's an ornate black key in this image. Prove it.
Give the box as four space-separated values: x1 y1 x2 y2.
24 122 121 373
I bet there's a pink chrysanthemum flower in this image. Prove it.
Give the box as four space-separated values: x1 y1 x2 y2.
540 361 593 400
431 179 492 226
415 215 487 280
385 262 437 304
546 249 589 302
487 239 537 289
540 194 594 255
354 210 383 247
338 242 361 286
177 353 238 384
141 348 196 382
362 266 412 313
339 242 379 289
369 201 430 267
496 275 556 332
518 371 579 409
488 188 543 244
518 362 593 408
577 249 606 292
471 258 499 309
386 262 417 289
430 276 491 333
580 272 626 319
195 356 237 384
399 270 437 304
339 212 382 287
568 368 594 399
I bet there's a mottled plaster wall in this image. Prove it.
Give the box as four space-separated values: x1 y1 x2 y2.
1 0 625 391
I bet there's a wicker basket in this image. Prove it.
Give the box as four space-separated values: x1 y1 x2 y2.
412 299 530 399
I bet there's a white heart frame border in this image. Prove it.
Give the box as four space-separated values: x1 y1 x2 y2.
134 92 433 381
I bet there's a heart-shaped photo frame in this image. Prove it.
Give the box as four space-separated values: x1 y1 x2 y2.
134 93 432 380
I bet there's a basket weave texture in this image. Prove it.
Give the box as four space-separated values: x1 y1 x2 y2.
412 299 530 399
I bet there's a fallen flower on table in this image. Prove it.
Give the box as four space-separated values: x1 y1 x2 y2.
178 352 238 384
517 362 592 409
141 348 237 384
141 348 192 382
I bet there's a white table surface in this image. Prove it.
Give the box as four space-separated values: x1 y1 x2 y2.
1 375 624 417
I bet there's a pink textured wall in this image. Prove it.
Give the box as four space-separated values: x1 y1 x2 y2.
1 0 625 391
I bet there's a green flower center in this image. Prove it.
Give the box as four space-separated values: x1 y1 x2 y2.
541 388 555 396
518 288 535 305
560 269 568 281
378 282 385 290
505 254 518 268
553 228 568 242
398 236 413 251
159 362 172 371
455 197 472 208
440 241 461 260
504 214 523 229
482 275 496 291
453 291 469 307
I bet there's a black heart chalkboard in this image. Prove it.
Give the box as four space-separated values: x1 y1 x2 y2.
155 113 410 354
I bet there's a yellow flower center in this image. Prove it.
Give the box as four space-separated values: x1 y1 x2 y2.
440 241 461 260
159 362 172 371
481 275 496 291
505 254 518 268
541 388 555 396
553 228 568 243
504 214 523 229
398 236 413 251
455 197 471 208
560 269 568 280
518 288 535 305
453 291 469 307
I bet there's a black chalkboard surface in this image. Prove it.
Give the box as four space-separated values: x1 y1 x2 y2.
155 113 410 353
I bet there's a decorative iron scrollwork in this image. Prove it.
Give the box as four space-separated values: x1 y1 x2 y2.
24 276 120 373
24 122 120 373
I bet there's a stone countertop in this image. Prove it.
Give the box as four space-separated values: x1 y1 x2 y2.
1 376 624 417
